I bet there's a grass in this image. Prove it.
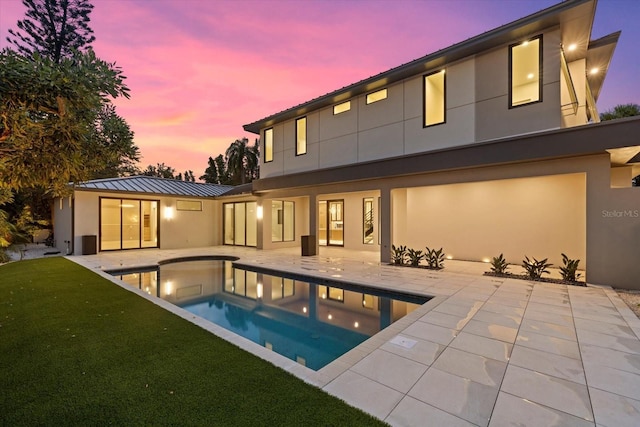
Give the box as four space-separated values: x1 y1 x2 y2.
0 257 386 426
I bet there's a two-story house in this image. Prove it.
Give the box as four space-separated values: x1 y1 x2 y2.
234 0 640 289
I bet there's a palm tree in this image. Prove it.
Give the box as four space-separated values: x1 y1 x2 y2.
225 138 259 185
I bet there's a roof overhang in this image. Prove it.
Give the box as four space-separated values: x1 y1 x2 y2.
586 31 620 102
252 117 640 192
243 0 596 134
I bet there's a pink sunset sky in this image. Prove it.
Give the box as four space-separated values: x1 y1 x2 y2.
1 0 639 178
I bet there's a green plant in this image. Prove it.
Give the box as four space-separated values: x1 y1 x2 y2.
490 253 509 275
425 247 445 270
522 256 552 280
391 245 407 265
560 253 581 282
406 248 424 267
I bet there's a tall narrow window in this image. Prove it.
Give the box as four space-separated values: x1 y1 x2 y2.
424 70 445 126
264 128 273 163
295 117 306 155
271 200 295 242
509 35 542 108
363 198 374 244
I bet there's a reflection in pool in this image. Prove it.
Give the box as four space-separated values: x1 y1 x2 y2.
110 259 428 370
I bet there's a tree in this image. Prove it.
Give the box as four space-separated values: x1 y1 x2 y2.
225 137 259 185
88 104 140 179
200 154 231 185
7 0 95 64
0 48 129 196
600 103 640 121
139 163 177 179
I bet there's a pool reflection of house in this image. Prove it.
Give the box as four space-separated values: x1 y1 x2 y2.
56 0 640 290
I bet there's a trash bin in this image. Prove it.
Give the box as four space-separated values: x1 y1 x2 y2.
82 235 97 255
301 235 317 256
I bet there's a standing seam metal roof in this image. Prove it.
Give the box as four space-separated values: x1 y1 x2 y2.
73 176 233 198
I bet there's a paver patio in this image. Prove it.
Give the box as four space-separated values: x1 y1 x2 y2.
71 246 640 426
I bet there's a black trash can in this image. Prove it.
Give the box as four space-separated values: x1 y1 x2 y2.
301 235 317 256
81 235 97 255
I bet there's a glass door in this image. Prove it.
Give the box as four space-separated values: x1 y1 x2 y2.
328 200 344 246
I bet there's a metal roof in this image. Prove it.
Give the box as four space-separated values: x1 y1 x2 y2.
73 176 233 198
243 0 596 134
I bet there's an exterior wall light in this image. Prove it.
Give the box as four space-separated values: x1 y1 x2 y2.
164 206 174 220
257 205 263 220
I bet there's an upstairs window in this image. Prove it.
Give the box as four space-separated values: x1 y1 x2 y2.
295 117 307 155
509 35 542 108
366 88 387 105
424 70 446 126
333 101 351 115
264 128 273 163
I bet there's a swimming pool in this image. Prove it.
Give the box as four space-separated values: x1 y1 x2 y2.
109 258 429 370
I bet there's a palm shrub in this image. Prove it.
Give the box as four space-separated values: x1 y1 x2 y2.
406 248 424 267
490 254 509 275
560 253 581 282
391 245 407 265
425 247 445 270
522 256 552 280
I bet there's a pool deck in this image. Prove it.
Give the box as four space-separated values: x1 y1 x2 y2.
71 246 640 427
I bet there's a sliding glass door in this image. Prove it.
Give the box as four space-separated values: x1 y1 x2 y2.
100 198 159 251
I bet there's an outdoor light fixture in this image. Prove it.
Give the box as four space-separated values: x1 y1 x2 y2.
590 67 599 75
256 205 263 220
164 206 174 220
164 281 173 296
567 43 577 51
256 283 263 299
302 306 307 313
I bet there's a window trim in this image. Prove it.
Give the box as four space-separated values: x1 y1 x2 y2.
295 117 307 156
366 88 388 105
263 128 273 163
508 35 543 109
333 100 351 115
423 69 446 127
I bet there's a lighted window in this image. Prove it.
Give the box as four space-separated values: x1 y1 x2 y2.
223 201 257 247
176 200 202 211
272 200 295 242
264 128 273 163
424 70 446 126
321 286 344 302
333 101 351 115
363 198 374 244
295 117 306 156
509 36 542 107
366 88 387 105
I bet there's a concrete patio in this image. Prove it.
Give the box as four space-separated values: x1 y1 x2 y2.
71 246 640 427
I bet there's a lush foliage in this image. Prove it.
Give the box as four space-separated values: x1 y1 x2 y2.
200 154 232 185
406 248 424 267
560 253 581 282
225 137 260 185
0 258 384 425
6 0 95 64
138 163 195 182
490 253 509 275
425 247 445 270
600 103 640 121
522 256 552 280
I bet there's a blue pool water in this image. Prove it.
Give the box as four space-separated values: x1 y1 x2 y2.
109 258 429 370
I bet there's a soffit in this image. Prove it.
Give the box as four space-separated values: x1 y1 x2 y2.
244 0 595 134
586 32 620 102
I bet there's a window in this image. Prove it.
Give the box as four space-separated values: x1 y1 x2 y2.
223 201 257 247
320 286 344 302
100 198 159 251
424 70 446 126
509 35 542 108
176 200 202 211
366 88 387 104
272 200 295 242
333 101 351 115
363 198 374 244
295 117 306 155
264 128 273 163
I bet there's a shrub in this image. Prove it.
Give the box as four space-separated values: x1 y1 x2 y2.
425 247 445 270
490 253 509 275
391 245 407 265
522 256 552 280
560 253 581 282
406 248 424 267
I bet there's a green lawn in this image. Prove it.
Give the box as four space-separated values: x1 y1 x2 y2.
0 257 385 426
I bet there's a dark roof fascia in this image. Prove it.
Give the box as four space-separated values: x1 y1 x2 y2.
243 0 592 134
252 117 640 192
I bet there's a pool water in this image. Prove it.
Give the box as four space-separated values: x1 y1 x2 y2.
110 259 428 370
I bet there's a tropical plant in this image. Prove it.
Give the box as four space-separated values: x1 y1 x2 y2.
406 248 424 267
7 0 96 64
559 253 581 282
391 245 407 265
425 247 445 270
226 137 259 185
490 253 509 275
522 256 552 280
200 154 231 185
600 103 640 121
